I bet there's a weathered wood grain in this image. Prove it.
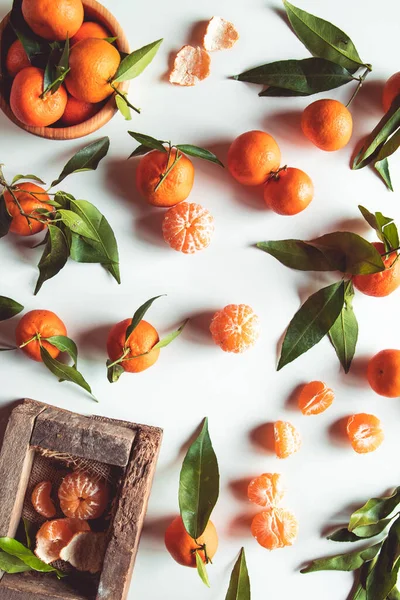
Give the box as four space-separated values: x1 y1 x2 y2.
0 573 86 600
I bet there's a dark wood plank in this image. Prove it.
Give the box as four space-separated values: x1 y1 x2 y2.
31 407 136 467
0 573 86 600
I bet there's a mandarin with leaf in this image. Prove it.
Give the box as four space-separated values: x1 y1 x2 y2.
16 309 67 362
165 516 218 567
107 319 160 373
353 242 400 297
6 40 30 77
22 0 83 41
301 99 353 151
3 182 52 236
227 130 281 186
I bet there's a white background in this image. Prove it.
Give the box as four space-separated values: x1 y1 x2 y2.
0 0 400 598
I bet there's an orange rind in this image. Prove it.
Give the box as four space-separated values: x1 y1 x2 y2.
60 531 107 573
203 16 239 52
169 45 211 86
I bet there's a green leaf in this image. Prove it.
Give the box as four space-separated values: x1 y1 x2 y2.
113 38 163 82
40 346 95 400
278 281 345 370
59 209 96 239
0 537 64 577
225 548 251 600
358 205 399 252
0 194 12 238
283 0 365 71
195 551 210 588
375 128 400 161
128 144 153 158
389 588 400 600
125 295 165 342
328 280 358 373
153 319 188 349
374 158 393 192
23 518 32 549
259 86 309 97
53 191 74 208
310 232 385 275
234 57 354 95
175 145 224 167
0 296 24 321
115 94 132 120
106 360 124 383
366 517 400 600
257 240 334 271
43 335 78 366
328 519 393 542
301 543 382 573
128 131 167 153
179 417 220 540
352 100 400 169
349 488 400 531
34 224 69 295
70 233 112 263
10 0 45 61
104 36 118 43
0 552 32 573
11 174 46 185
50 137 110 188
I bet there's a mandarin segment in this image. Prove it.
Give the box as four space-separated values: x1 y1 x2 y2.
164 516 218 567
227 130 281 186
347 413 384 454
162 202 214 254
6 40 30 77
301 99 353 151
203 16 239 52
31 481 56 519
251 508 298 550
35 518 90 564
3 182 52 236
107 319 160 373
210 304 260 353
367 349 400 398
382 72 400 113
353 243 400 297
274 421 301 459
264 167 314 216
247 473 284 508
298 381 335 416
22 0 84 41
58 471 109 520
16 309 67 362
169 45 211 86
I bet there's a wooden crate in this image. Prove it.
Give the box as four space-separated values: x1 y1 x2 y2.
0 399 163 600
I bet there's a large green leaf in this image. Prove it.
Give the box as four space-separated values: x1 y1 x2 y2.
40 346 95 400
34 224 69 295
44 335 78 366
225 548 251 600
328 519 393 542
259 86 309 97
179 417 220 540
50 137 110 188
175 145 224 167
43 38 70 96
328 280 358 373
0 194 12 238
366 517 400 600
349 488 400 531
113 39 163 82
283 1 365 71
310 232 385 274
278 281 345 370
234 58 354 95
257 240 334 271
0 552 31 573
0 538 63 577
195 551 210 588
125 295 165 342
301 543 382 573
0 296 24 321
352 101 400 170
11 174 46 185
128 131 167 153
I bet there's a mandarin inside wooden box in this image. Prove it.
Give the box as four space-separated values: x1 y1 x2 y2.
0 399 162 600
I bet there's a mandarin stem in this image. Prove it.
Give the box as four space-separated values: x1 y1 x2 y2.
19 334 40 348
154 150 182 192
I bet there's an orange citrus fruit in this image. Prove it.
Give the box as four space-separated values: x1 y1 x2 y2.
251 508 298 550
247 473 284 508
301 99 353 151
3 182 52 236
16 309 67 362
6 40 30 77
263 166 314 215
107 319 160 373
347 413 384 454
10 67 67 127
136 149 195 207
353 242 400 297
162 202 214 254
65 38 120 103
367 349 400 398
210 304 260 353
31 481 56 518
22 0 84 41
382 72 400 113
164 516 218 567
58 471 109 520
298 381 335 416
274 421 301 459
70 21 110 46
60 95 101 126
35 518 90 563
227 130 281 186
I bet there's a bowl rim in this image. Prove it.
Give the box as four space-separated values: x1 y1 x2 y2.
0 0 130 140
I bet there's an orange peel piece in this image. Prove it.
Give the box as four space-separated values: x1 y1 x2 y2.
169 45 211 86
60 531 107 573
203 16 239 52
35 518 90 564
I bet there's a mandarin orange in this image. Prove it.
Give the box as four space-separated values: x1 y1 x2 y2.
367 349 400 398
70 21 110 46
162 202 214 253
164 516 218 567
264 167 314 215
107 319 160 373
301 99 353 151
227 130 281 186
22 0 83 41
35 518 90 563
6 40 30 77
59 471 109 520
353 242 400 297
16 309 67 362
3 182 52 236
60 95 101 126
210 304 260 353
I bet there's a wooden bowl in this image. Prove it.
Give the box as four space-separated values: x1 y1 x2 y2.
0 0 130 140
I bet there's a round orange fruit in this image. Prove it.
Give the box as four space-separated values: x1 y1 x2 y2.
164 516 218 567
107 319 160 373
251 508 298 550
58 471 109 520
353 243 400 297
136 149 195 207
22 0 84 41
162 202 214 253
16 309 67 362
301 99 353 151
210 304 260 353
382 72 400 113
70 21 110 46
347 413 384 454
6 39 30 77
3 182 52 236
227 130 281 186
264 167 314 215
60 95 101 126
367 349 400 398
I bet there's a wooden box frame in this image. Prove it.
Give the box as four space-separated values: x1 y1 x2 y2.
0 399 162 600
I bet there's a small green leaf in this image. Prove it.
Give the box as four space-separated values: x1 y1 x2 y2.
116 94 132 120
234 57 355 95
257 240 334 271
374 158 393 192
10 0 44 61
23 518 32 549
358 205 399 252
0 537 64 577
40 346 95 400
278 281 345 370
104 36 118 43
128 131 167 153
106 360 124 383
53 191 74 208
349 488 400 531
0 194 12 238
113 39 163 82
125 295 166 342
366 517 400 600
34 224 69 295
0 552 32 573
50 137 110 188
225 548 251 600
153 319 188 349
310 232 385 274
352 100 400 169
0 296 24 321
179 417 220 540
328 280 358 373
175 145 224 167
44 335 78 366
128 144 152 158
283 0 365 71
301 543 382 573
328 519 393 542
11 174 46 185
375 128 400 161
195 551 210 588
